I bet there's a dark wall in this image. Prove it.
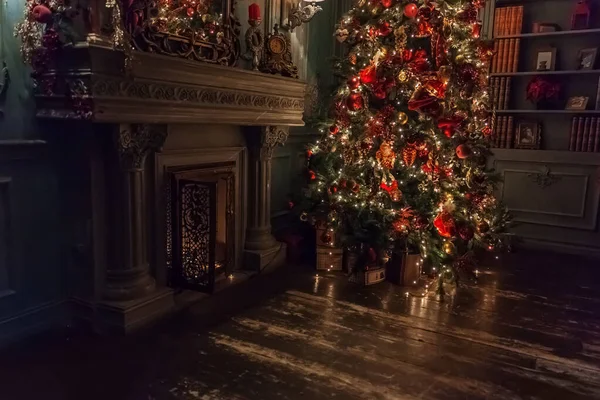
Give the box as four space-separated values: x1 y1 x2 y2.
0 2 63 346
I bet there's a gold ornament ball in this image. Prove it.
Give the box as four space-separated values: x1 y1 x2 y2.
300 212 308 222
455 54 466 64
443 242 456 255
397 112 409 125
398 70 409 82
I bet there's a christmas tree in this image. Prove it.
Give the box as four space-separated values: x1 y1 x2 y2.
301 0 511 287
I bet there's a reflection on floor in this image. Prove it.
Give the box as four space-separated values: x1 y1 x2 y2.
1 251 600 400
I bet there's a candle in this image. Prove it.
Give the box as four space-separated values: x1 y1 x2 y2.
249 3 261 21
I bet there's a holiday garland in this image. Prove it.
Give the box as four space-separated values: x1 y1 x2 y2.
299 0 511 289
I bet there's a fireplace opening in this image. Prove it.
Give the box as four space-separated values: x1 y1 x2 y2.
166 163 235 292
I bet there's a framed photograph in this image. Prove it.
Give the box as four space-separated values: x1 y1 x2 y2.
577 48 597 70
566 96 589 110
535 48 556 71
533 23 560 33
515 122 541 149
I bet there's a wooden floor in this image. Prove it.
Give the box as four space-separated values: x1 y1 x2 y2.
1 251 600 399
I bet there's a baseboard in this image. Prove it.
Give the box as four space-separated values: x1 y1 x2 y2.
518 237 600 258
70 288 175 335
0 300 67 349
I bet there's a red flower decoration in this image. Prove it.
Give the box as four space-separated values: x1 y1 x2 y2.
526 77 560 104
380 180 398 193
437 116 464 138
359 64 377 85
32 5 52 23
433 211 456 238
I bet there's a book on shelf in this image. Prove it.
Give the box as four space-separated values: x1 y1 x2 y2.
506 116 514 148
490 78 499 109
576 117 585 151
506 39 515 72
494 6 523 36
511 39 520 73
497 77 506 109
582 117 591 151
569 117 578 151
588 118 597 152
498 39 509 73
503 78 511 109
515 6 523 35
499 116 509 148
507 7 515 35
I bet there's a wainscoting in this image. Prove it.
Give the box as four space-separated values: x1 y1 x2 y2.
0 140 63 346
492 149 600 256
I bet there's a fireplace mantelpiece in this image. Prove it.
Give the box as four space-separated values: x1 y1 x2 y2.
44 42 306 334
36 41 306 127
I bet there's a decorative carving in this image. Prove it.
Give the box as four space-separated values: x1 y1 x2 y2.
528 166 562 188
261 24 298 79
242 19 264 71
91 78 304 111
260 126 289 160
283 2 323 32
124 0 240 67
66 78 93 120
117 124 168 169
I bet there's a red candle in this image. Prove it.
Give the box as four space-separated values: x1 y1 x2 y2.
249 3 261 21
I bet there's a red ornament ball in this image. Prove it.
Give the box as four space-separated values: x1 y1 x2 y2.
456 144 472 159
381 0 393 7
32 5 52 23
309 170 316 180
404 3 419 18
329 125 339 135
347 76 360 90
346 93 365 111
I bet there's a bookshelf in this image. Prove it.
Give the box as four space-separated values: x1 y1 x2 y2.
485 0 600 257
489 0 600 152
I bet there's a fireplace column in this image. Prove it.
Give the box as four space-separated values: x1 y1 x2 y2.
97 124 174 333
244 126 289 271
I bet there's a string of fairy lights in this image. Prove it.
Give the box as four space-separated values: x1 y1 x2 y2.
302 0 510 289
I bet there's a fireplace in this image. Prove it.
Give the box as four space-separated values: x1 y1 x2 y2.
166 163 236 292
36 43 306 333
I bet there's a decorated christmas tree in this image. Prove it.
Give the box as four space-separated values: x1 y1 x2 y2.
300 0 511 288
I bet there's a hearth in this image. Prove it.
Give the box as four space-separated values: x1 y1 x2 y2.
166 163 235 292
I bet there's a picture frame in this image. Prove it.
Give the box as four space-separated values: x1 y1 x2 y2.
535 48 556 71
566 96 589 110
515 122 541 149
533 22 560 33
577 48 597 70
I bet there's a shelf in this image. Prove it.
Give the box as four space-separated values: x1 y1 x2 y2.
490 70 600 77
495 109 600 115
496 28 600 39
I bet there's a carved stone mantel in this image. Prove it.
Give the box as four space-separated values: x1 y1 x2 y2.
36 42 306 127
40 42 306 334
